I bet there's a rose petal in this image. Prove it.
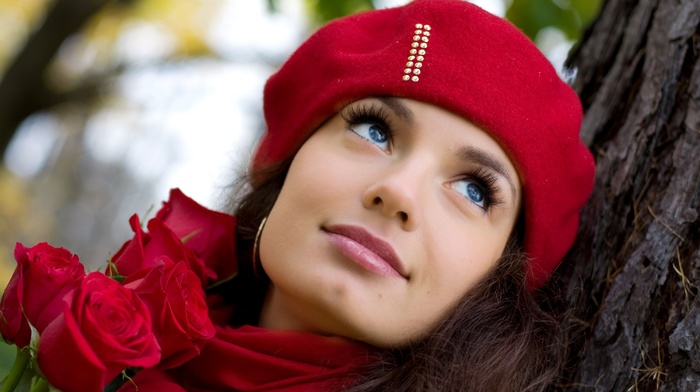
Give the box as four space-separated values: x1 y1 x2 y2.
155 189 237 284
39 311 107 392
38 273 160 391
0 243 84 347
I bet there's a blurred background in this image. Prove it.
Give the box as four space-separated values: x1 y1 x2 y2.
0 0 602 375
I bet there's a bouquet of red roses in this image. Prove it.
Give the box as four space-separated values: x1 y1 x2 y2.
0 189 237 392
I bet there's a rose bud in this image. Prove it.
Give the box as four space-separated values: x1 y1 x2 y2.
0 243 85 347
108 214 148 278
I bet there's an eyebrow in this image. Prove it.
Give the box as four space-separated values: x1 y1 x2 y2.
457 146 518 201
378 97 415 126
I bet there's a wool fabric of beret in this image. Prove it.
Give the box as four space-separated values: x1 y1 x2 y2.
253 0 596 289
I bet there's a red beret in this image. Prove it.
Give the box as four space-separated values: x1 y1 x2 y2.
254 0 595 289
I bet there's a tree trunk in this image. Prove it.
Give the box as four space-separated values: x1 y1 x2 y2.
553 0 700 390
0 0 111 157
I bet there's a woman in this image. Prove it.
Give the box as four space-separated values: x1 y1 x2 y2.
123 0 595 390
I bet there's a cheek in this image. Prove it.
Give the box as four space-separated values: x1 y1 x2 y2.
414 224 506 310
258 141 352 279
258 182 309 279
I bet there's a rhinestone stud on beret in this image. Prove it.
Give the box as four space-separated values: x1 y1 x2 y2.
403 23 430 82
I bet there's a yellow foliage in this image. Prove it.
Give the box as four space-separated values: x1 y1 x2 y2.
0 169 27 292
1 0 224 80
85 3 131 45
0 243 14 293
0 0 51 23
0 0 52 74
81 0 223 59
133 0 224 56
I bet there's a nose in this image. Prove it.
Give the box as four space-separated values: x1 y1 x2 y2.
362 161 425 231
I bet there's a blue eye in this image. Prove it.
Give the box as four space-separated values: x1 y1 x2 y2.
453 180 486 208
351 123 390 150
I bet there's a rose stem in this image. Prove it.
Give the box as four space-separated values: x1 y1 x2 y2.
0 346 30 392
29 377 49 392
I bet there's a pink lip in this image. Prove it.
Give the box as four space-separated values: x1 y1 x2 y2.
324 225 407 279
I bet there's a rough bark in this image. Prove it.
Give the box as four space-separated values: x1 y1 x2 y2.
552 0 700 390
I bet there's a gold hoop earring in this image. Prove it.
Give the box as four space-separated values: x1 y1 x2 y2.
252 216 267 277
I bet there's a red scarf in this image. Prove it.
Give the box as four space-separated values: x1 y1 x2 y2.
116 277 377 391
120 324 376 391
176 324 376 391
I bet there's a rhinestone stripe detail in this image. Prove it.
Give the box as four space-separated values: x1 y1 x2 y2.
402 23 431 82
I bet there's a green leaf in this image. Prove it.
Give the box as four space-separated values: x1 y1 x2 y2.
140 205 155 229
29 377 49 392
206 272 238 290
104 369 138 392
267 0 277 13
13 364 37 392
111 275 127 284
305 0 375 24
28 324 39 359
181 229 202 244
506 0 603 42
105 258 119 277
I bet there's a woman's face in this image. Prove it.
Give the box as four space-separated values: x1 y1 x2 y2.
258 97 522 348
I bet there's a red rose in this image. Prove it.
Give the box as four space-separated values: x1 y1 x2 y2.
38 272 160 392
124 259 215 369
144 219 216 284
0 243 85 347
111 216 215 285
155 188 237 285
108 214 147 278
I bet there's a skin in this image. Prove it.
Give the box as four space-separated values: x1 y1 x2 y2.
258 97 522 348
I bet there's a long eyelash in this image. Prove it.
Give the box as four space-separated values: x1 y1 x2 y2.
340 103 394 136
462 167 506 211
